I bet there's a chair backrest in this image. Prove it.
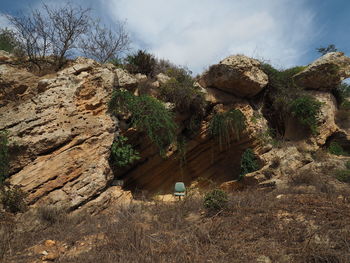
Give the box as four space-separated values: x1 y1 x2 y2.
174 182 186 192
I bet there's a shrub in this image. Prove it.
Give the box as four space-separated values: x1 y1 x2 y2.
328 141 348 156
261 64 307 136
203 189 228 213
111 136 140 167
109 89 177 155
0 185 27 213
335 169 350 183
124 50 156 77
209 109 246 148
0 28 21 54
159 70 205 113
239 148 259 180
289 96 322 135
0 131 9 183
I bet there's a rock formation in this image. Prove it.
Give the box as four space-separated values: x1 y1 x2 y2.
294 52 350 91
0 51 349 212
0 56 131 210
198 55 268 98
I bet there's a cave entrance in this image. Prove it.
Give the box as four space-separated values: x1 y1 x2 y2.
114 138 254 198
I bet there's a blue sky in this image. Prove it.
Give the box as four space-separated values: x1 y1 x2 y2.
0 0 349 74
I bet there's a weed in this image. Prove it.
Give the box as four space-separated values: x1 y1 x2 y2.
203 189 228 213
110 136 140 167
209 109 246 149
239 148 259 180
289 95 323 135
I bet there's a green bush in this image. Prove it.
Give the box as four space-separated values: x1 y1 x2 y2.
0 131 9 183
124 50 156 77
203 189 228 213
0 185 27 213
111 136 140 167
109 89 177 155
209 109 246 148
159 71 205 113
328 142 348 156
261 64 306 136
239 148 259 180
289 96 322 135
335 169 350 183
0 28 20 54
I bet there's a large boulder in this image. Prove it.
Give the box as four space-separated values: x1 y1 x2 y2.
198 55 268 98
0 58 132 210
294 52 350 91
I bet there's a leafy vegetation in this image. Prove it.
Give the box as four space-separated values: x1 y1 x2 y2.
0 131 9 183
109 89 177 155
335 169 350 183
203 189 228 213
0 184 27 213
124 50 157 77
261 63 307 136
209 109 246 148
289 96 323 135
159 67 205 113
110 136 140 167
239 148 259 180
0 28 22 54
328 141 348 156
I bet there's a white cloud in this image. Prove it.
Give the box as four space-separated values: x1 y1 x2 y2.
108 0 319 73
0 14 12 29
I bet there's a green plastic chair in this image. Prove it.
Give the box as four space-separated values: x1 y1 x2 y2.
174 182 186 200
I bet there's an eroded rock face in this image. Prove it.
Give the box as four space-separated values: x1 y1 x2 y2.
294 52 350 91
0 58 132 209
284 91 339 146
0 63 40 107
120 102 267 193
198 55 268 98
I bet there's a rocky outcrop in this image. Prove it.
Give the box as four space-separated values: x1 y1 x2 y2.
0 57 132 209
284 91 339 146
198 55 268 98
294 52 350 91
119 102 268 193
0 63 40 107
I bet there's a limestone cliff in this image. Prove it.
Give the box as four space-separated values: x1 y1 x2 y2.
0 51 350 212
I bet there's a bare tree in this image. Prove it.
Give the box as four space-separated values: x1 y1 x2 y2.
80 20 130 63
6 13 42 65
4 2 131 70
43 3 90 68
6 2 90 69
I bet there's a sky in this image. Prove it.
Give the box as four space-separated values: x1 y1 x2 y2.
0 0 349 74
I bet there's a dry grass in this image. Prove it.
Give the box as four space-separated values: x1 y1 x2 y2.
1 186 350 263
